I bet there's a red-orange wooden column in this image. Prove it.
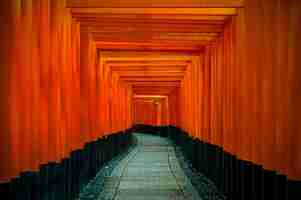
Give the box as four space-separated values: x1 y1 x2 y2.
134 99 156 125
98 57 107 136
241 0 301 180
168 88 180 127
288 0 301 180
69 19 82 152
0 0 16 182
0 0 84 182
193 0 301 181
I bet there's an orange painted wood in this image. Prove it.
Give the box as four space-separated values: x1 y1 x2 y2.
134 100 157 125
71 8 237 16
66 0 243 8
73 14 229 21
188 0 301 181
96 41 204 51
1 0 301 184
0 0 15 182
0 0 84 182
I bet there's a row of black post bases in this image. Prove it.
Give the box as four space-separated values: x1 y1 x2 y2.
164 125 300 200
0 130 133 200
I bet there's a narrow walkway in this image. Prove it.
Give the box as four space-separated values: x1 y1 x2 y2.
96 133 201 200
79 133 227 200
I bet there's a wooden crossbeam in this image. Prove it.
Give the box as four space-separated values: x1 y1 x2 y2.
92 32 219 37
72 14 229 21
67 0 243 8
133 95 168 99
71 8 237 15
134 89 174 93
91 33 216 42
134 90 177 93
134 92 172 95
81 24 224 33
133 85 178 89
133 90 176 94
100 51 199 58
124 81 181 87
134 86 176 89
95 46 204 57
115 71 185 77
106 60 190 64
79 21 224 28
74 17 226 25
96 43 204 51
119 76 183 81
92 31 218 38
95 41 210 48
110 67 186 72
133 86 177 95
107 61 188 67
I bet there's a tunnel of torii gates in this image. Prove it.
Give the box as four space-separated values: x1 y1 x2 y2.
0 0 301 187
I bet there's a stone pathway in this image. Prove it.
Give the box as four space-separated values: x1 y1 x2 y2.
79 133 225 200
96 133 200 200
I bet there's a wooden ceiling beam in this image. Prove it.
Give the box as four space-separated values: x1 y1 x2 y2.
133 95 168 99
110 68 186 72
91 32 219 37
71 8 237 15
91 34 216 42
79 21 224 27
119 77 183 81
81 25 224 33
80 21 223 27
134 87 176 90
78 20 225 27
104 59 192 63
100 51 199 62
106 61 188 67
124 81 181 87
101 53 196 62
133 85 177 89
94 40 211 47
111 66 186 71
134 92 172 95
72 14 229 21
133 87 177 94
92 38 213 44
134 86 176 89
114 72 185 77
99 46 202 51
67 0 243 8
133 90 176 94
96 41 204 51
74 17 226 25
